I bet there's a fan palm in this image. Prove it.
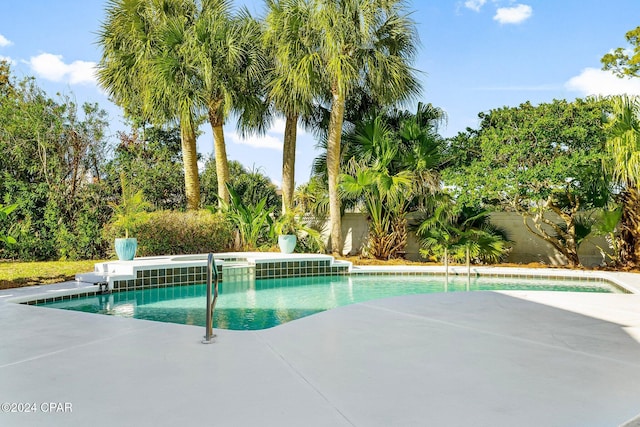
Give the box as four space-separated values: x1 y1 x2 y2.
604 94 640 265
97 0 203 209
340 117 414 259
263 0 317 213
312 0 420 255
415 201 511 264
195 1 269 206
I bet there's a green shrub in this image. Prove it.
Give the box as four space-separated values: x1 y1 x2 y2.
105 210 234 257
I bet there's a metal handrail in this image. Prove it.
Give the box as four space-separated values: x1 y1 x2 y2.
202 253 218 344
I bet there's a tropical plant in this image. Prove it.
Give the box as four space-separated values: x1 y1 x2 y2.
97 0 203 209
273 209 300 236
0 204 17 245
294 177 329 231
201 159 280 214
272 207 324 250
335 104 444 259
340 118 414 259
583 206 623 264
603 95 640 266
305 0 421 255
217 184 274 251
601 26 640 78
196 2 270 206
263 0 316 213
415 200 511 264
109 174 152 239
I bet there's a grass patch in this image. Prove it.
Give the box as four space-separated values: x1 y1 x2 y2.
0 260 107 290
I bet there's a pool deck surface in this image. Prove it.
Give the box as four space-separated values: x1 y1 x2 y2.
2 267 640 426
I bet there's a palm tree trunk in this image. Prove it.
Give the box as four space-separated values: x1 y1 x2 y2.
209 110 230 206
327 90 345 255
281 113 298 213
180 119 201 210
619 187 640 266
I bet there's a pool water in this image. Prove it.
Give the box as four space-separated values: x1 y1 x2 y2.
39 275 623 330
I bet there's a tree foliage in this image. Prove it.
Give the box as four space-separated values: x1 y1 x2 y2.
601 26 640 78
0 204 17 245
106 126 187 211
444 98 612 267
0 61 112 260
339 103 444 259
201 159 280 214
603 95 640 266
282 0 421 254
219 184 274 251
97 0 204 209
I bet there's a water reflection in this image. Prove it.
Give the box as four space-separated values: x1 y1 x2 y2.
40 275 620 330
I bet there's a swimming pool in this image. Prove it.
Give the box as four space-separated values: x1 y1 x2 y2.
38 274 624 330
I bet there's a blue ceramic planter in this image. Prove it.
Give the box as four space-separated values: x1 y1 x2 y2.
278 235 297 254
115 238 137 260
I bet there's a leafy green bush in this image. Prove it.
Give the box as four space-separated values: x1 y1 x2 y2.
105 210 234 257
414 201 511 264
0 203 17 245
0 62 113 261
218 185 274 251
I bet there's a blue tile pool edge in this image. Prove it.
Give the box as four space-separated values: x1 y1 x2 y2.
9 267 634 307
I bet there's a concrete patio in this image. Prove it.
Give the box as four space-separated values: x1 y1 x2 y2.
2 271 640 426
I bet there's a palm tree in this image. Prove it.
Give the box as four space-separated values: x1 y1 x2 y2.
195 1 269 206
415 200 511 264
263 0 316 213
604 95 640 266
97 0 203 209
312 0 421 255
388 102 445 210
340 117 414 259
338 106 443 259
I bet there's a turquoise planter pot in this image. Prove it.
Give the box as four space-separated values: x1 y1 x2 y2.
278 235 297 254
115 238 137 260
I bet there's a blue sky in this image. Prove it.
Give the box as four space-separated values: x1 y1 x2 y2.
2 0 640 187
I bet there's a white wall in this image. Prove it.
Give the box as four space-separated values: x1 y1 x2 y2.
334 212 612 267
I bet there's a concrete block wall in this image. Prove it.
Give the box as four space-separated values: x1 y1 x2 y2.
332 212 613 267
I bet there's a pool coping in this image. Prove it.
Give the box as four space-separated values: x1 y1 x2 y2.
3 265 638 307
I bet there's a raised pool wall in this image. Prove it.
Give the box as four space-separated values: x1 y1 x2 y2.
87 253 351 292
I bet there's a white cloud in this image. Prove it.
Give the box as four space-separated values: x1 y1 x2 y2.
464 0 487 12
271 118 287 134
270 117 306 136
565 67 640 97
0 34 12 47
228 132 283 151
197 159 207 173
493 4 532 24
28 53 97 85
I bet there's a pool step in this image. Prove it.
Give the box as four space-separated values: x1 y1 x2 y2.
82 253 353 292
75 272 108 285
222 262 255 283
